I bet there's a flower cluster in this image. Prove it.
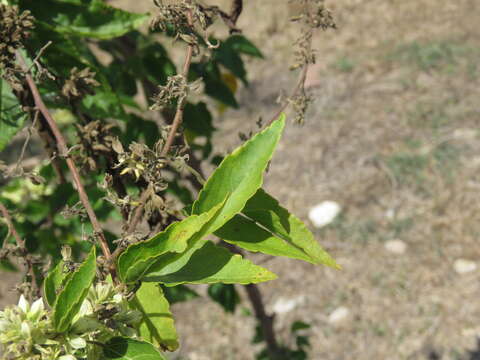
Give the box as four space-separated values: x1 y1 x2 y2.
0 283 141 360
0 4 34 90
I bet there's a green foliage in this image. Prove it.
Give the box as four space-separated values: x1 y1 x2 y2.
117 201 225 283
192 117 285 232
162 284 199 304
43 260 68 307
214 35 263 84
19 0 148 40
103 337 166 360
0 78 27 151
208 283 240 313
218 189 339 268
143 241 276 285
53 246 96 332
131 282 178 351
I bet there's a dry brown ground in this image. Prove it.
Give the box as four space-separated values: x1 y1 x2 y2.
139 1 479 359
1 1 479 359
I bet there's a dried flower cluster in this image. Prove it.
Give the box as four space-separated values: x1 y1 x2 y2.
151 0 220 51
0 283 141 360
75 121 117 172
0 4 34 90
286 0 335 124
290 0 335 70
113 139 167 190
62 67 100 100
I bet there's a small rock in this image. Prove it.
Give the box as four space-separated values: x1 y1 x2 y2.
328 306 349 324
308 201 341 228
385 208 395 220
384 239 407 254
272 296 304 314
454 259 477 274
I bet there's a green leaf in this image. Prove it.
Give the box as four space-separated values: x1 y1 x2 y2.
131 282 178 351
118 201 225 283
21 0 148 40
103 337 166 360
0 78 27 151
143 241 277 285
225 35 264 58
142 117 285 280
217 189 339 268
215 40 248 84
291 321 311 332
162 284 199 304
208 283 240 313
192 116 285 234
191 62 238 108
81 90 130 121
183 102 215 138
53 246 96 332
43 260 68 307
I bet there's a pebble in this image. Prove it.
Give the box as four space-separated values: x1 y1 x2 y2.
308 201 341 228
384 239 407 254
454 259 477 274
328 306 349 324
272 296 305 314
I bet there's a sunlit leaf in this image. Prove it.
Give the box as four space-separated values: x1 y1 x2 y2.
131 282 178 351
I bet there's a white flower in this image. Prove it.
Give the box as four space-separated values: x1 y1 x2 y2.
27 298 44 321
69 337 87 349
17 295 29 313
20 321 31 338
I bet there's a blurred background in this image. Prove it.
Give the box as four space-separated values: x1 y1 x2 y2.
2 0 480 359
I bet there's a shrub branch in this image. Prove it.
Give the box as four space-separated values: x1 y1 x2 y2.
16 53 114 267
0 202 39 298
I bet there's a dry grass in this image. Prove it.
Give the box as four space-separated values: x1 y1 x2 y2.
147 0 480 359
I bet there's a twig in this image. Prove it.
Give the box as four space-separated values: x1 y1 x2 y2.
229 0 243 26
161 10 195 157
0 202 39 298
267 64 309 125
125 190 151 235
122 10 196 239
222 242 282 358
245 284 283 359
16 53 113 266
13 110 39 175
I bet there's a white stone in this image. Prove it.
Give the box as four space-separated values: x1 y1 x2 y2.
454 259 477 274
272 296 304 314
384 239 407 254
328 306 349 324
308 201 341 228
385 208 395 220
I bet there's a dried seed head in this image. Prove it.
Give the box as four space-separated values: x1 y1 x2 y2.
0 5 35 90
75 120 117 172
151 0 220 52
62 67 100 100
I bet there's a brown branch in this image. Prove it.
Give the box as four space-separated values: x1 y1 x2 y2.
160 9 195 158
16 53 113 267
267 64 309 125
229 0 243 25
222 242 282 358
0 202 39 298
245 284 283 359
